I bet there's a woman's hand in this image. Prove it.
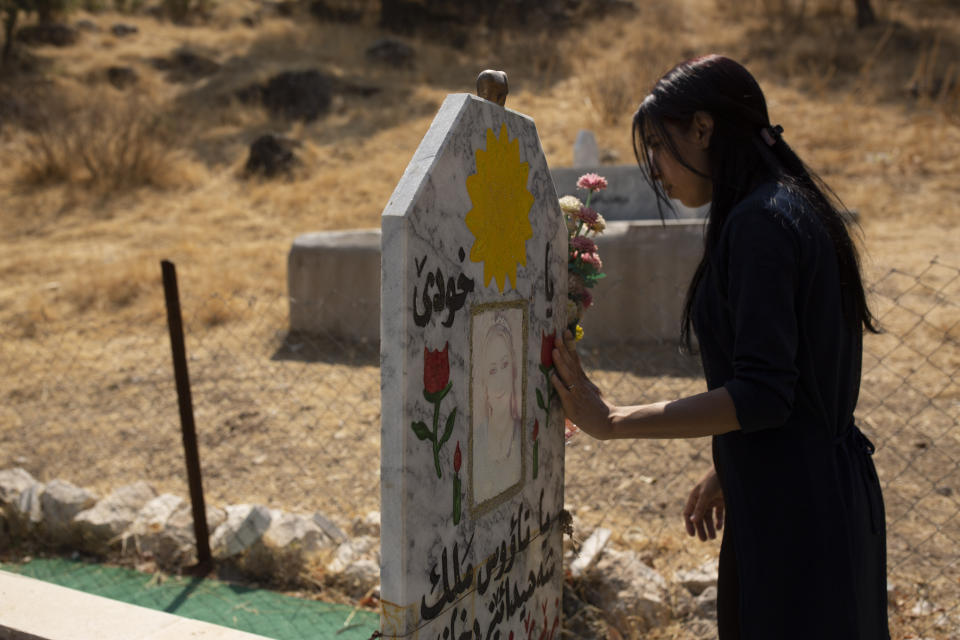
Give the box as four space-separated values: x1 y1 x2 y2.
549 329 614 440
683 467 724 541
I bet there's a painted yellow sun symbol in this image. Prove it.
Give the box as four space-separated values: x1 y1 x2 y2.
464 123 535 293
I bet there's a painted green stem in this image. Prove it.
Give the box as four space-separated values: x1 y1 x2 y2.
453 473 462 524
533 441 539 480
432 398 442 478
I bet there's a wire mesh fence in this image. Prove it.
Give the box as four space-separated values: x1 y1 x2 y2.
1 257 957 639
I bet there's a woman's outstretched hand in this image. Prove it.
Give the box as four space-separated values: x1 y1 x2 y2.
549 329 614 440
683 467 724 541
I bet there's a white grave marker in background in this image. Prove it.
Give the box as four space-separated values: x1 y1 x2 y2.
380 80 567 640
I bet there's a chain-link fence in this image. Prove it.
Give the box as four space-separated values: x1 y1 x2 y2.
1 258 957 639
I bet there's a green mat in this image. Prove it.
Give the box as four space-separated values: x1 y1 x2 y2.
0 558 378 640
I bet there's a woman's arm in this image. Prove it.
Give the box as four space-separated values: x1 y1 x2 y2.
550 330 741 440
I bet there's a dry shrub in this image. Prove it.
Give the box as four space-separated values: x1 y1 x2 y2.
9 292 51 339
192 293 240 328
587 69 638 126
57 259 162 319
496 30 565 90
160 0 215 23
905 33 960 121
21 90 183 193
715 0 847 23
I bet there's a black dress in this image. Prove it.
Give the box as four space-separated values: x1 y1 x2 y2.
690 182 890 640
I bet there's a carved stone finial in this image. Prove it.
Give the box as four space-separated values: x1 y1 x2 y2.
476 70 508 107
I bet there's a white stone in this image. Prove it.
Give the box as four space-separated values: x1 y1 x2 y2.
143 499 226 567
262 511 332 552
167 499 227 536
16 481 45 528
327 535 381 598
684 618 719 640
351 510 380 537
672 587 696 618
0 468 44 535
694 585 718 619
74 481 157 550
341 558 381 598
130 494 188 564
674 558 719 596
573 130 599 167
569 527 611 577
132 494 184 534
312 511 348 544
380 93 567 639
328 535 380 572
910 599 937 617
586 548 671 631
0 468 37 506
210 504 272 558
41 479 97 541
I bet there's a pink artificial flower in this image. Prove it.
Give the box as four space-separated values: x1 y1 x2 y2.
571 236 597 254
580 252 603 269
576 173 608 192
577 206 599 226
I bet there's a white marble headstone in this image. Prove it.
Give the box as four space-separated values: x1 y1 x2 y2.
380 93 567 640
572 129 599 167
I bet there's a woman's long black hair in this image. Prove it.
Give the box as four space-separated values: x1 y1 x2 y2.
632 54 879 349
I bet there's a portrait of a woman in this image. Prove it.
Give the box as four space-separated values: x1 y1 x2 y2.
471 308 524 505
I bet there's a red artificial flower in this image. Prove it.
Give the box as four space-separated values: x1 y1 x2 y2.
423 342 450 394
581 289 593 310
540 330 556 368
577 206 599 226
454 441 462 473
532 419 539 441
571 236 598 254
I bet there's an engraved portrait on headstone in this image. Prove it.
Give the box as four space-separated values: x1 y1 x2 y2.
470 302 526 509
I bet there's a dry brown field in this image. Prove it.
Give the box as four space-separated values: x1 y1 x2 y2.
1 1 959 638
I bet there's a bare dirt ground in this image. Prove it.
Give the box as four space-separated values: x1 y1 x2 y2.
1 0 959 638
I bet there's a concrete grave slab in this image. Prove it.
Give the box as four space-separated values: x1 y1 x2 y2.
0 571 273 640
380 93 567 639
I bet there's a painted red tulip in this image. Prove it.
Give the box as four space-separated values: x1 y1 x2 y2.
423 342 450 394
532 419 539 441
540 331 556 368
454 441 462 473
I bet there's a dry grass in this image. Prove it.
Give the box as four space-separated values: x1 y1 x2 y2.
19 90 184 192
0 0 959 637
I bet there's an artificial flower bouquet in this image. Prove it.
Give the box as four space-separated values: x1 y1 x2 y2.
559 173 607 341
558 173 608 444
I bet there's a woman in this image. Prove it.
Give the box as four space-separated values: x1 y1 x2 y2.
550 55 889 639
474 314 522 503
